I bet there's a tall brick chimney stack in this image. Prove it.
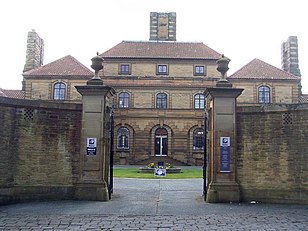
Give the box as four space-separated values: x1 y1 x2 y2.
281 36 301 77
23 29 44 72
150 12 176 41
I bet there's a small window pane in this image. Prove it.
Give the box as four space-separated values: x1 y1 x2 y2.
53 83 66 100
118 92 129 108
120 64 130 74
258 86 270 104
157 65 167 74
193 128 204 150
156 93 167 108
195 66 204 74
155 128 168 136
117 127 129 149
194 94 205 109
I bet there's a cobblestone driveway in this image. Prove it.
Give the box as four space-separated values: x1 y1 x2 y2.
1 178 307 230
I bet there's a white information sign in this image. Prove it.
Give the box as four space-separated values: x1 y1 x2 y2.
154 168 166 177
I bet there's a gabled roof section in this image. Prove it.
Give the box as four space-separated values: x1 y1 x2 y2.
0 88 25 99
228 58 300 80
23 55 93 77
101 41 221 59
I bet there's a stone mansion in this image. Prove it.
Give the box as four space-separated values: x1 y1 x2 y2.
5 12 306 165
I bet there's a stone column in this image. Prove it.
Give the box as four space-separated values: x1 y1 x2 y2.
74 55 115 201
204 55 243 202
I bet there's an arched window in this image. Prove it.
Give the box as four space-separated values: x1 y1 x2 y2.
194 93 205 109
118 92 129 108
258 86 270 104
193 128 204 150
156 93 167 108
53 82 66 100
117 127 129 149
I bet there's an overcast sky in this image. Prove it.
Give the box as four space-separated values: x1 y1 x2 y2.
1 0 307 93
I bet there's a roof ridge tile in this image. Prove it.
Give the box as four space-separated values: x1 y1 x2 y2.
100 41 221 59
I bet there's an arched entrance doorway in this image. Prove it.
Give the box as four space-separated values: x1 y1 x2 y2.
155 127 168 156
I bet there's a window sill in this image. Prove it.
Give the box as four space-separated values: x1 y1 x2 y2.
117 148 130 151
119 73 131 75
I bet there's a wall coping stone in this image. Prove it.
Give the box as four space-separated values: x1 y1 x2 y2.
0 96 82 111
237 103 308 114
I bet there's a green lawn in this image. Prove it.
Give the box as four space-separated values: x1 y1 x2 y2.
113 167 203 179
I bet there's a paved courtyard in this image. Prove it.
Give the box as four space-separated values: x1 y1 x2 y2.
0 178 307 230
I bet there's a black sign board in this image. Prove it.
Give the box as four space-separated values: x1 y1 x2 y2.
86 138 97 155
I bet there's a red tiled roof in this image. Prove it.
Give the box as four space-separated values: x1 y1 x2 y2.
101 41 221 59
299 94 308 103
228 58 300 80
0 88 25 99
23 55 93 77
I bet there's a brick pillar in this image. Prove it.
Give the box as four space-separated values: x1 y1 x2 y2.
75 79 115 201
204 87 243 202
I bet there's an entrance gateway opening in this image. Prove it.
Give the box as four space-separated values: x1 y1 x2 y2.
73 53 242 203
155 128 168 156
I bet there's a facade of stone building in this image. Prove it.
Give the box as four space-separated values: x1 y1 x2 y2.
228 58 301 104
1 12 307 205
22 39 223 165
23 55 93 101
20 13 304 165
21 43 302 165
100 40 221 165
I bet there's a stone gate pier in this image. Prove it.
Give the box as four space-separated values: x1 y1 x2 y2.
75 54 115 201
204 55 243 202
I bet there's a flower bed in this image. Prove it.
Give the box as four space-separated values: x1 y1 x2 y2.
138 162 182 174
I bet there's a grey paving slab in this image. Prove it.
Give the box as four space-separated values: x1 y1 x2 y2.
0 178 307 230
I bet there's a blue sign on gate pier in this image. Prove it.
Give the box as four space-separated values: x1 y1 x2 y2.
220 137 230 172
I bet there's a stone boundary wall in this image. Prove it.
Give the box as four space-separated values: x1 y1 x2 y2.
0 97 82 204
236 103 308 204
1 97 307 204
